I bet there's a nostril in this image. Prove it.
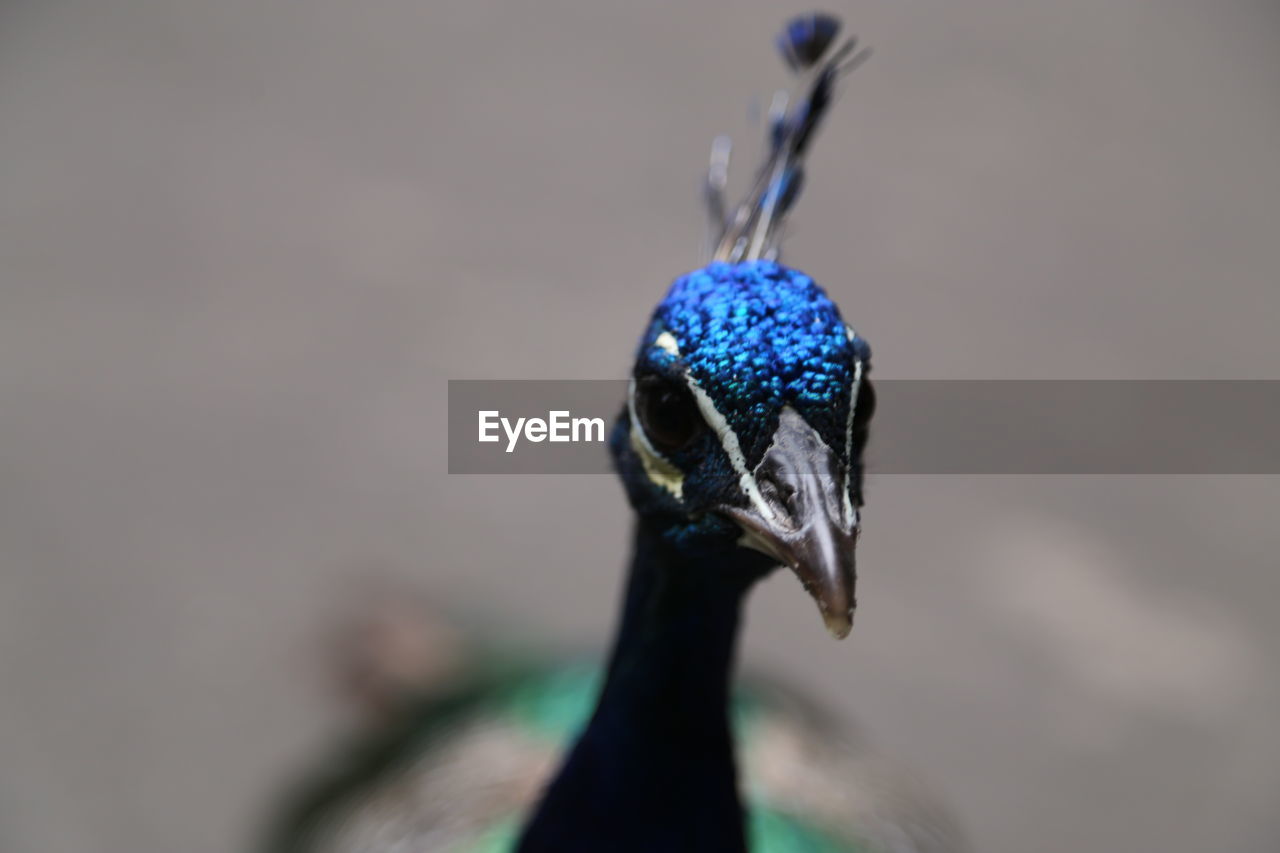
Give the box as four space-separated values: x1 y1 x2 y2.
758 471 799 519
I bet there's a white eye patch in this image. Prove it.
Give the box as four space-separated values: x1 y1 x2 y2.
628 378 686 500
628 331 691 500
631 328 860 527
630 328 775 521
654 331 680 356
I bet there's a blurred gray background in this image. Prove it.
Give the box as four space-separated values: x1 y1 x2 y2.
2 1 1278 851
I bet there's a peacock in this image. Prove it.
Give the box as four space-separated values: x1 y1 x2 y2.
264 14 965 853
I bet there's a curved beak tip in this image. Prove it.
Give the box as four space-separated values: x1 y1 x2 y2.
823 608 854 640
805 569 855 639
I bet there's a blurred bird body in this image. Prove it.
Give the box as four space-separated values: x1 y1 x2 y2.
268 649 957 852
266 14 963 853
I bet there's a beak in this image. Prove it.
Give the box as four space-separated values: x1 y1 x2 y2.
719 407 859 638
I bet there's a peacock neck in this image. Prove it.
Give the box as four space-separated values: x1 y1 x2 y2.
517 520 757 852
600 519 752 732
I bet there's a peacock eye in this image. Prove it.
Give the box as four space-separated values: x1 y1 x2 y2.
852 377 876 430
635 376 704 455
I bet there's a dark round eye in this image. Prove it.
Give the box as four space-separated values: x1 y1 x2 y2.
852 377 876 430
635 376 704 455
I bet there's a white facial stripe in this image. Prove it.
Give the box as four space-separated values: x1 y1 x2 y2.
842 358 864 527
635 324 848 526
684 377 777 523
627 378 685 499
842 487 859 529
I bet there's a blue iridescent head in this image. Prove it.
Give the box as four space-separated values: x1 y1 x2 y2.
611 260 874 637
610 13 872 636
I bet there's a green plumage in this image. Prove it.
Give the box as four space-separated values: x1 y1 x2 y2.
265 649 959 852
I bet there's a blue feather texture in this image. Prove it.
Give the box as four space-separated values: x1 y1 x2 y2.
641 260 869 466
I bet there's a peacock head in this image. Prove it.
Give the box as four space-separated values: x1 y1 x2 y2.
610 259 874 638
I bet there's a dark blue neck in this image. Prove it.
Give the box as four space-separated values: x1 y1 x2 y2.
517 521 756 853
